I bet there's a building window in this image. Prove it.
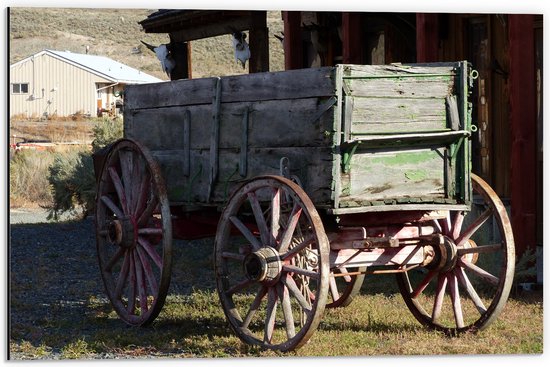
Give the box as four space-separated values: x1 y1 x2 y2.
12 83 29 94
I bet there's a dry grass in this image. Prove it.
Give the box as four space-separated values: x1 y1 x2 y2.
9 149 56 207
10 119 95 144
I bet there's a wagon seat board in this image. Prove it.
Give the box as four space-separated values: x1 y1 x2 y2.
123 62 472 214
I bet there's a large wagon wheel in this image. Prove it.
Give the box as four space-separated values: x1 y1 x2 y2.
215 176 329 351
326 267 366 308
95 139 172 326
396 174 515 334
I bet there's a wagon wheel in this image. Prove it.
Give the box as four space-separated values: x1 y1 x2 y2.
95 139 172 326
396 174 515 334
215 176 329 351
326 267 366 308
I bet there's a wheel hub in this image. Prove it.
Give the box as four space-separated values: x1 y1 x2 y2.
243 246 282 283
426 235 458 272
107 216 136 249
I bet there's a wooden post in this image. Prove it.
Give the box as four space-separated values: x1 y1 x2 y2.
342 12 362 64
416 13 439 62
283 11 303 70
249 11 269 73
508 14 537 257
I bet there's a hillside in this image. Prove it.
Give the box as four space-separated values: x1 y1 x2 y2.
9 7 285 80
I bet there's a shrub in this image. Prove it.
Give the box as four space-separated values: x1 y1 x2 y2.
47 148 95 220
91 117 123 153
47 118 123 219
9 150 55 207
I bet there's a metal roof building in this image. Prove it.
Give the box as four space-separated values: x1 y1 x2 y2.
10 49 162 118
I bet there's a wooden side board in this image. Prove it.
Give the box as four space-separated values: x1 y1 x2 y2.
150 146 334 205
125 66 337 110
125 97 336 150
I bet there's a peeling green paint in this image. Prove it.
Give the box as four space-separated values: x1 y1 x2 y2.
405 170 428 181
368 150 437 166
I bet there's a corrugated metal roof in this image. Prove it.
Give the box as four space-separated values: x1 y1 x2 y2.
45 50 163 84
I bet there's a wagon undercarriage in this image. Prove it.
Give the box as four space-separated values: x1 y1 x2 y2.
93 62 515 351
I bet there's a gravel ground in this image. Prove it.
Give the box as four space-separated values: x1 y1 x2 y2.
8 208 216 360
9 210 104 359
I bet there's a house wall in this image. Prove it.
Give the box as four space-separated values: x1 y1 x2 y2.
10 53 112 118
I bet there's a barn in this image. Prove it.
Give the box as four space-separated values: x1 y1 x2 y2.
138 10 542 278
9 49 162 118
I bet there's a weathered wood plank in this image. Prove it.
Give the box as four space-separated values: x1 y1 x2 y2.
125 67 336 110
350 97 447 133
339 147 446 205
124 77 216 110
345 76 454 99
343 64 456 77
125 98 335 150
149 147 334 206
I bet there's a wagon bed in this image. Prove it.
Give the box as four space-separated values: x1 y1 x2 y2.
123 62 472 213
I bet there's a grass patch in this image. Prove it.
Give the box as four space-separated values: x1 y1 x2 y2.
60 339 93 359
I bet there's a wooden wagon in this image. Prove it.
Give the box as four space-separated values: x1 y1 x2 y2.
94 62 515 351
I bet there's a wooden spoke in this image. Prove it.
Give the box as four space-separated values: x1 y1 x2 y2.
105 247 126 272
127 251 137 315
270 188 281 245
329 276 340 302
459 259 499 286
339 267 353 283
455 207 493 248
282 264 319 280
411 269 437 299
138 228 163 235
451 211 465 240
248 192 270 245
242 287 268 329
439 215 451 236
138 237 163 269
129 154 143 215
264 287 278 343
281 275 312 312
278 283 296 339
455 267 486 314
280 235 315 261
229 216 261 250
278 203 303 253
448 273 465 329
136 245 159 296
457 243 501 256
225 279 255 297
133 250 149 314
137 196 158 226
108 166 129 215
114 250 130 300
133 172 151 218
119 149 134 211
221 252 245 262
100 195 124 218
431 274 448 324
